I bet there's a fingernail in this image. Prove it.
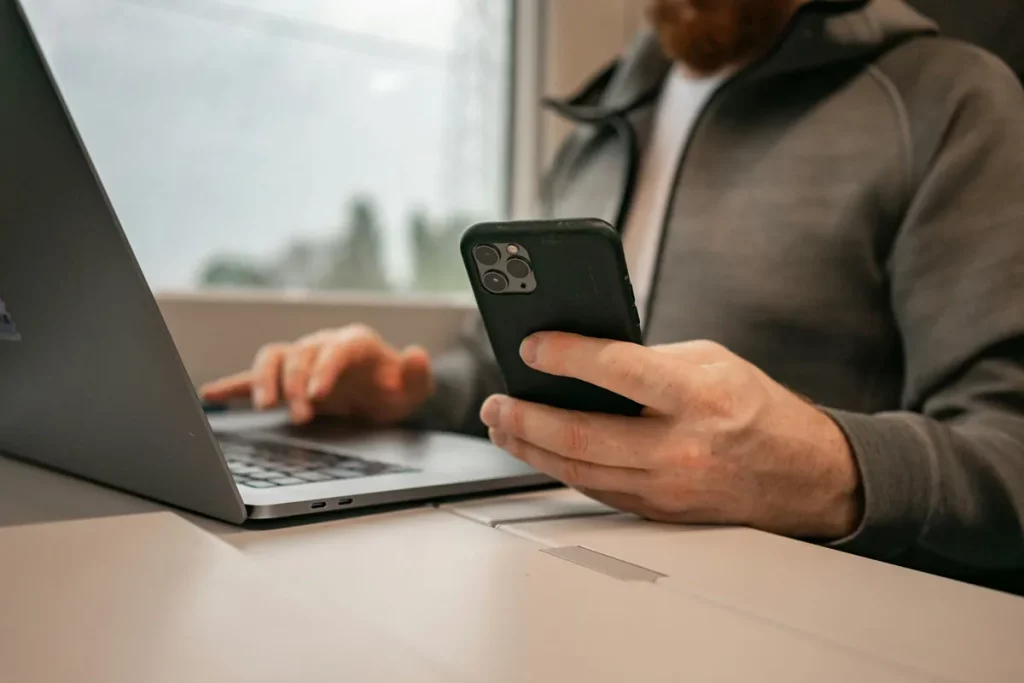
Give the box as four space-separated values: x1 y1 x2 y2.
291 401 312 424
252 388 266 409
377 366 401 392
520 336 538 365
307 378 324 399
480 395 505 427
489 428 508 448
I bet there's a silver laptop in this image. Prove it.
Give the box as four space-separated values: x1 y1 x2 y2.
0 0 550 523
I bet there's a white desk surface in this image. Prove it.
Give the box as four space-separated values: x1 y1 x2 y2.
2 454 1023 682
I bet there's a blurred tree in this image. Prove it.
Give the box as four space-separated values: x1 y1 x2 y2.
196 195 477 294
410 209 470 292
198 255 276 288
273 238 321 289
319 195 390 291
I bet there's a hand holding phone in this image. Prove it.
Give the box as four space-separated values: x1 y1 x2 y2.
461 218 643 416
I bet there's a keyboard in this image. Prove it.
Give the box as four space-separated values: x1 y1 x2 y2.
217 434 413 489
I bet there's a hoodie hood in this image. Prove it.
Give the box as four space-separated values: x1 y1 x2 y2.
549 0 938 120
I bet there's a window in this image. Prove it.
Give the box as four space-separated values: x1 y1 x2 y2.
24 0 513 294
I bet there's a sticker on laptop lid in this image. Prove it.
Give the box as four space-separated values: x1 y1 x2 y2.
0 296 21 341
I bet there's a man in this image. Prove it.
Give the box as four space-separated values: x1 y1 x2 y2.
203 0 1024 581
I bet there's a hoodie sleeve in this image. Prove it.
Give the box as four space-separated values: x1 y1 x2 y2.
827 43 1024 575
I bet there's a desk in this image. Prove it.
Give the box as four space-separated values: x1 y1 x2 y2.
2 454 1023 682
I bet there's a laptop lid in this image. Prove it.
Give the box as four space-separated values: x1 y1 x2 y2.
0 0 246 523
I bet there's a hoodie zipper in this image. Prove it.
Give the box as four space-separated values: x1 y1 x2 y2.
639 5 823 342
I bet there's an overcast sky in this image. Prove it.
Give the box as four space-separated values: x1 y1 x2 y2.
22 0 509 289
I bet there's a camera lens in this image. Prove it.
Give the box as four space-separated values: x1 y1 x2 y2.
482 270 509 293
505 257 531 280
474 244 500 266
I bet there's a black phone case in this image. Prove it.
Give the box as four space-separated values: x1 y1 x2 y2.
461 218 644 416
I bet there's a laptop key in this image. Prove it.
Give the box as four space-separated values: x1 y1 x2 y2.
247 471 280 480
238 480 276 488
294 471 334 482
321 467 367 479
272 464 307 473
268 477 306 486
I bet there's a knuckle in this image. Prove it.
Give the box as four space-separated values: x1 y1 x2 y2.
558 459 586 487
298 331 327 348
655 437 703 471
282 351 316 391
701 381 734 417
615 356 647 389
561 415 590 456
283 360 306 382
537 336 569 373
255 342 286 363
652 441 680 468
688 339 726 356
506 402 526 435
342 323 378 343
679 438 709 464
502 437 524 460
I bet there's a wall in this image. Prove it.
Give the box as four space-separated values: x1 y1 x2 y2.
541 0 649 166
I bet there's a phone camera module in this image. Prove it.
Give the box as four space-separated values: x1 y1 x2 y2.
482 270 509 294
505 257 531 280
474 244 500 267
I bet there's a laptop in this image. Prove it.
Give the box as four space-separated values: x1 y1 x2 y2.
0 0 550 523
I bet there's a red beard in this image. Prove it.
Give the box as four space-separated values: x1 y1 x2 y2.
647 0 798 74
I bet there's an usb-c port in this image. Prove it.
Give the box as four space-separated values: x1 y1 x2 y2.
310 502 327 509
337 498 353 507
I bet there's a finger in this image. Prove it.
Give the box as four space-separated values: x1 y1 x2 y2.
361 347 434 424
579 489 690 524
199 371 252 402
396 346 433 404
306 327 397 400
282 345 318 403
520 332 700 414
651 339 728 366
282 345 320 424
580 488 728 527
479 395 660 469
489 429 652 494
578 488 656 517
251 344 288 409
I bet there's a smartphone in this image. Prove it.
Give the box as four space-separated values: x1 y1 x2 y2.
461 218 644 416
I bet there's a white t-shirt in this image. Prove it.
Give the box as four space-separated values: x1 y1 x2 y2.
622 67 725 327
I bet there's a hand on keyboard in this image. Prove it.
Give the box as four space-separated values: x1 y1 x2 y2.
199 325 434 426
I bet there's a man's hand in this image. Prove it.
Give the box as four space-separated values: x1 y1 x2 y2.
200 325 434 426
480 333 863 540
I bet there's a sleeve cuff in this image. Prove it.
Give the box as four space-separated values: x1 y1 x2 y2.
404 347 487 436
820 409 937 561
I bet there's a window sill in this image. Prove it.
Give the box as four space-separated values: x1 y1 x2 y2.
156 290 475 386
156 288 475 309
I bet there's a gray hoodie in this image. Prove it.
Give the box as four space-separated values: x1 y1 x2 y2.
418 0 1024 583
